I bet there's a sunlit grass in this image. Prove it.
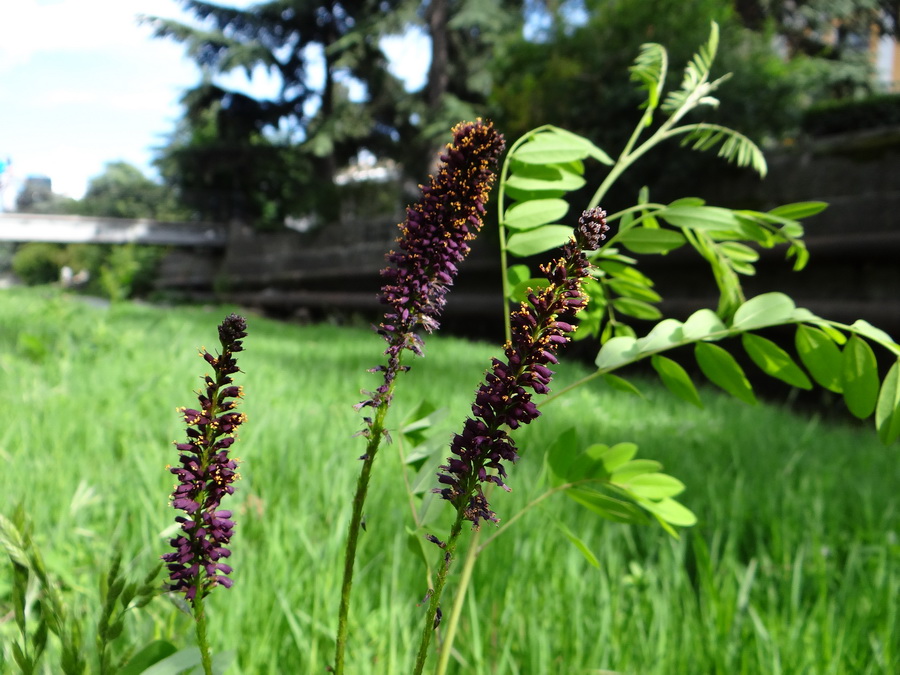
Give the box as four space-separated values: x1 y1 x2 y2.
1 286 896 673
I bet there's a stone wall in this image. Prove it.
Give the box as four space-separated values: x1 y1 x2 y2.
160 126 899 337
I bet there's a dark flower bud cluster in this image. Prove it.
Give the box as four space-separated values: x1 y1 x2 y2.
358 120 505 415
163 314 248 603
436 208 609 527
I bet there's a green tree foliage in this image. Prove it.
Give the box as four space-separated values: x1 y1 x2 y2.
489 0 800 211
143 0 415 225
145 0 526 225
733 0 900 98
75 161 188 221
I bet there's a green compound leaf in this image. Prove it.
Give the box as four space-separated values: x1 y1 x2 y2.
506 226 572 257
617 227 686 254
695 342 757 405
503 198 570 231
652 355 703 408
731 292 796 331
875 361 900 445
841 335 879 419
741 333 812 389
795 324 843 393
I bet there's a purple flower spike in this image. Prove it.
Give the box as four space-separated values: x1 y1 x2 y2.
436 208 609 527
163 314 247 603
359 120 506 415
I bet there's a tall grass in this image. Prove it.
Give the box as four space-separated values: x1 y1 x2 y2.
1 287 896 673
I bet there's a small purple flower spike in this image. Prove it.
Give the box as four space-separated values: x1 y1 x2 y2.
358 119 506 418
436 208 609 527
163 314 247 603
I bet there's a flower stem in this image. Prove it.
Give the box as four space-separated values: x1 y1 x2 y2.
435 525 482 675
333 383 395 674
192 593 213 675
413 510 465 675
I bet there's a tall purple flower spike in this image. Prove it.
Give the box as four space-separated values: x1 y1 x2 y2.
436 208 610 527
357 119 506 419
163 314 247 603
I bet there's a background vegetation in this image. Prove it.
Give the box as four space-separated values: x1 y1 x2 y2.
1 287 896 672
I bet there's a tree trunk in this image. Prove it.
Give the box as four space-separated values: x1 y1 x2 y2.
427 0 450 111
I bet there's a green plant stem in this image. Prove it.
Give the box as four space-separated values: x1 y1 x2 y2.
435 526 482 675
333 381 396 674
413 510 465 675
193 594 213 675
498 125 555 343
433 483 575 675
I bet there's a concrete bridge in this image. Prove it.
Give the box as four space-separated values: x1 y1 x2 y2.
0 213 227 247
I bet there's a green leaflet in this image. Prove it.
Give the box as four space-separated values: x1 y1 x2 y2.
651 355 703 408
741 333 812 390
503 198 569 231
617 227 686 254
875 361 900 445
695 342 757 405
841 335 879 419
768 201 828 220
660 204 741 232
731 293 796 331
506 226 573 257
795 324 843 393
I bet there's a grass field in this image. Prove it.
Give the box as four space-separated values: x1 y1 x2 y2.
1 286 897 674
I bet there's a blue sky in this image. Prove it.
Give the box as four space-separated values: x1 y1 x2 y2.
0 0 428 206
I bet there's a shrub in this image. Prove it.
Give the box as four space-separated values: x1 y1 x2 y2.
11 243 65 285
803 93 900 137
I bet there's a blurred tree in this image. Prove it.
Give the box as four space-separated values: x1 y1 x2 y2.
143 0 414 225
75 161 189 221
144 0 527 225
489 0 802 212
732 0 899 99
